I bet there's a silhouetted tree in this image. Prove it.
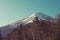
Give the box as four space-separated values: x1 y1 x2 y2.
20 24 23 28
0 30 2 40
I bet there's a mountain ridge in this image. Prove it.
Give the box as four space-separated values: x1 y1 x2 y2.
0 12 56 37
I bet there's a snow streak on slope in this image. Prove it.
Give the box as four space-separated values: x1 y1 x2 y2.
10 12 54 26
0 12 55 37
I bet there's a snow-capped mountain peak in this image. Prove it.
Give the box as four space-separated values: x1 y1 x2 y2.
0 12 55 37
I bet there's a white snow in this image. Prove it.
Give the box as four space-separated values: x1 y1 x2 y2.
0 12 55 37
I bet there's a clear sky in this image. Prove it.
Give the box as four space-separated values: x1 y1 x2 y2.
0 0 60 27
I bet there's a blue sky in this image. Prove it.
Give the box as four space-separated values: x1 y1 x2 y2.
0 0 60 26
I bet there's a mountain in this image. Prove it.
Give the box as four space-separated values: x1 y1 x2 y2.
0 12 59 40
0 12 55 37
10 12 55 26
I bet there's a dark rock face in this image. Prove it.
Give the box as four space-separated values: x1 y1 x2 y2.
2 19 60 40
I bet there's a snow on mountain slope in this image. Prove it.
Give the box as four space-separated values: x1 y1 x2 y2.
36 12 55 21
0 12 55 37
10 12 55 26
